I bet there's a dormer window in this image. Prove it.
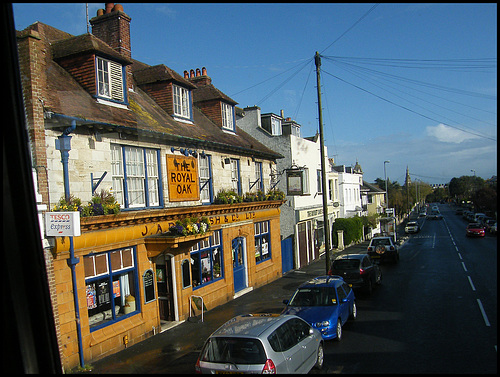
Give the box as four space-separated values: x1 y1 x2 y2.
271 117 282 136
173 84 191 120
221 102 235 131
96 57 125 103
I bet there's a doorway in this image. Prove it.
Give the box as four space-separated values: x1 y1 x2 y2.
155 254 175 322
232 237 247 293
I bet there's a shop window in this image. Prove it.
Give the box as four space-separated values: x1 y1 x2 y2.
255 221 271 263
190 230 223 289
84 247 139 331
181 259 191 288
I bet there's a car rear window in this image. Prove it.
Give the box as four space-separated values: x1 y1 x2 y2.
288 287 336 306
200 337 266 365
371 238 391 246
332 259 359 270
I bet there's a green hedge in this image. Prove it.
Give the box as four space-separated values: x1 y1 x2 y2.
331 216 364 247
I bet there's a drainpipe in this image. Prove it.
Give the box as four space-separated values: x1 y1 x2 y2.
55 120 85 368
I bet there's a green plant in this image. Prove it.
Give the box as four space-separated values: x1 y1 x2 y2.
214 189 242 204
169 216 210 236
52 190 120 217
266 189 285 201
53 195 82 212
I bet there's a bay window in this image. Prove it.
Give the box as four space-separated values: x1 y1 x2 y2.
84 247 139 331
111 144 162 209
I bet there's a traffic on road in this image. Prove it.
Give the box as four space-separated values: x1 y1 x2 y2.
89 203 496 374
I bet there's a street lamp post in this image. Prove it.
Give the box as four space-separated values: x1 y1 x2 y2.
384 160 390 210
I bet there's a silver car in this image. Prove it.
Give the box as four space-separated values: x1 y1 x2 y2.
195 313 324 374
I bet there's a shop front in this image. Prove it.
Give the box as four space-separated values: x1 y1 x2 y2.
50 200 284 369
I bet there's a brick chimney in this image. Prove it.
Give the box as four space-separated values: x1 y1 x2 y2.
187 67 212 87
90 3 132 89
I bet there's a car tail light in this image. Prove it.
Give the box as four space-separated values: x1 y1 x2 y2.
195 357 201 374
367 246 373 251
262 359 276 374
359 268 366 274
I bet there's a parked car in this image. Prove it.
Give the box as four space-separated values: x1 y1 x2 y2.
484 219 496 232
367 236 399 263
405 221 420 234
489 222 497 235
466 223 485 237
282 276 356 341
328 254 382 294
195 313 324 374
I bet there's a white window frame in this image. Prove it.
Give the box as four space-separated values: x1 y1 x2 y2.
199 155 212 203
221 102 234 131
96 57 124 102
173 84 191 119
271 117 282 136
111 144 161 209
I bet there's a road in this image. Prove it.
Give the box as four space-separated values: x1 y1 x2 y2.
315 203 497 373
89 203 496 374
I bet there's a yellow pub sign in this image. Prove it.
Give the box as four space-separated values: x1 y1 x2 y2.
166 154 200 202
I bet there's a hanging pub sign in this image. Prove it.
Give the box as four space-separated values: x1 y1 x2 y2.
286 168 309 196
167 154 200 202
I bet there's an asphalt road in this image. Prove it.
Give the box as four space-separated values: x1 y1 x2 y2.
314 203 497 374
90 203 496 374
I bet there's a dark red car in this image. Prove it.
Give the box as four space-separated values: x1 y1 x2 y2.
466 223 485 237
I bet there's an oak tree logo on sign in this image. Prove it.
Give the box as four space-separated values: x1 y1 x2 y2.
167 155 200 202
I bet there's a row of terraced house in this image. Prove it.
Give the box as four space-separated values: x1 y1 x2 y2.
17 3 386 371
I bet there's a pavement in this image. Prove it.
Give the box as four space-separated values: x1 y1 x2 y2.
86 226 406 374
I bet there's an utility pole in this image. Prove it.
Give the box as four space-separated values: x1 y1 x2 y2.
315 51 332 274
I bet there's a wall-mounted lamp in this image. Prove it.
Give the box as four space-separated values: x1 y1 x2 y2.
170 146 199 158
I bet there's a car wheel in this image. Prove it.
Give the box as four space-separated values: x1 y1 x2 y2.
350 301 357 320
314 343 324 370
335 319 342 341
376 271 382 285
365 278 373 294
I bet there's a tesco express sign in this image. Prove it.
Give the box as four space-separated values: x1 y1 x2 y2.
45 212 81 237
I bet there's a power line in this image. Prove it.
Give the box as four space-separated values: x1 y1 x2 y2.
328 59 497 129
320 3 380 55
322 69 497 142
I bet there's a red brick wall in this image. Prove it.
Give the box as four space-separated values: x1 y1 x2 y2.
57 54 96 95
138 81 174 115
197 100 223 128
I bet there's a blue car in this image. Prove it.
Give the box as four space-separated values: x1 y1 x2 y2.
282 276 356 341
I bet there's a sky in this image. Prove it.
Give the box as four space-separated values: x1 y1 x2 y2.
12 3 497 185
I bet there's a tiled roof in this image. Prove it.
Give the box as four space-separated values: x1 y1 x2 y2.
133 64 196 89
193 84 237 105
52 33 133 64
33 23 282 160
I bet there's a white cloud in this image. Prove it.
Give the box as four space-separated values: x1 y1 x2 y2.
426 123 479 144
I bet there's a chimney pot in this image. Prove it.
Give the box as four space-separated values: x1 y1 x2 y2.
184 70 189 79
113 3 123 12
105 3 114 14
202 67 207 76
196 68 201 77
190 69 195 78
97 8 105 16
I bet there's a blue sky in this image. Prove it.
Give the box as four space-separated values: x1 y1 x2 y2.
13 3 497 185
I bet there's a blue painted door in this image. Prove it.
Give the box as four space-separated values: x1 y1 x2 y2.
232 237 246 293
281 237 294 274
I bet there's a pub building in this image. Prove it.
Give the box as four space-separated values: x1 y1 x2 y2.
17 3 285 370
